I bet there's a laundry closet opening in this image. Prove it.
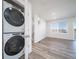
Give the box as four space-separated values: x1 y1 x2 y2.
3 0 26 59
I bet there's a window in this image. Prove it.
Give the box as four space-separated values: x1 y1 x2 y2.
49 19 67 33
58 20 67 33
49 23 58 32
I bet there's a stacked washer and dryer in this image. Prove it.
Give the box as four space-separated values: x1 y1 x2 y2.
3 1 25 59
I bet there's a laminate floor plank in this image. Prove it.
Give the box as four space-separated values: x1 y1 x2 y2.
29 37 76 59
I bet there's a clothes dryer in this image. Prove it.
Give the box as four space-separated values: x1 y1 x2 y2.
3 1 25 33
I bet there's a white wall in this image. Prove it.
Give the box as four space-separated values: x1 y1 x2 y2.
46 17 76 40
25 0 29 59
28 2 32 53
25 1 32 55
34 15 46 43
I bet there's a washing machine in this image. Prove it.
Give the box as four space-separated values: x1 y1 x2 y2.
3 32 25 59
3 1 25 33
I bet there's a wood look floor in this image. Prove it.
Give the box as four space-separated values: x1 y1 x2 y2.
29 37 76 59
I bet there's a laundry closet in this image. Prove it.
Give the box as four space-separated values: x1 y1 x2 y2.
3 0 32 59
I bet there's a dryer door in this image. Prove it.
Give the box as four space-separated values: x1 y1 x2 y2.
4 36 24 56
4 7 24 26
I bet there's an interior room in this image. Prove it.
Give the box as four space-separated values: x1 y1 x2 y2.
3 0 76 59
28 0 76 59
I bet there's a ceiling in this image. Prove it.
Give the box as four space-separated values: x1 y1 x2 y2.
29 0 76 20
